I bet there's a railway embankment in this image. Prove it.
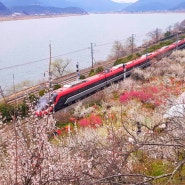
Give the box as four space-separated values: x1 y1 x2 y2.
0 58 114 105
0 32 185 107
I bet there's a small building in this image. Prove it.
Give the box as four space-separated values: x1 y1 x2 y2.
12 12 22 16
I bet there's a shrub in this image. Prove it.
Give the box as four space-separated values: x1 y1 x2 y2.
79 118 90 127
180 35 185 39
113 90 119 100
17 103 29 117
120 91 151 103
127 54 133 60
28 94 38 104
53 84 61 90
120 86 161 105
143 40 174 53
79 74 86 79
136 53 141 57
78 114 102 128
0 102 29 123
73 103 95 119
55 111 73 125
113 53 141 66
96 66 104 73
114 56 131 66
142 102 156 110
114 58 124 65
0 103 15 122
89 114 102 127
39 89 46 97
131 68 145 82
89 68 96 76
147 159 169 177
86 91 105 107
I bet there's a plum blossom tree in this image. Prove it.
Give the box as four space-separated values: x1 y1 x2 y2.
147 28 163 43
1 49 185 184
51 58 71 78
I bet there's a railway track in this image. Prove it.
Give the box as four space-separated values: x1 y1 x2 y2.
0 58 128 145
0 59 115 105
2 33 185 105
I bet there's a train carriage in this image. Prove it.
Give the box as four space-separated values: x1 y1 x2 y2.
35 38 185 116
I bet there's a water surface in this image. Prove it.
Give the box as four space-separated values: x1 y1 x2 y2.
0 13 184 92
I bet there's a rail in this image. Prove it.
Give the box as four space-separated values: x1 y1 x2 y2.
1 32 185 105
0 59 115 105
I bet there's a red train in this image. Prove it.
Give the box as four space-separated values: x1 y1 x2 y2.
35 39 185 116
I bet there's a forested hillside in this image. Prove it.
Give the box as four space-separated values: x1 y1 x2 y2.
0 0 130 14
123 0 185 12
0 1 11 15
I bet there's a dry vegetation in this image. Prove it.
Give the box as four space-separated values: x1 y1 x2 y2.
0 49 185 185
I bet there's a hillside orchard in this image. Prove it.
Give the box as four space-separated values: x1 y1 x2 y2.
0 49 185 184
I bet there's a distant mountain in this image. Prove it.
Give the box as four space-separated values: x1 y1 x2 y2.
1 0 185 15
67 0 131 12
1 0 131 13
171 2 185 10
1 0 87 15
1 0 40 7
37 0 74 8
0 1 11 15
11 5 87 15
123 0 185 12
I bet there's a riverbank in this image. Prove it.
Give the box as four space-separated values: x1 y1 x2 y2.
0 11 184 22
0 13 85 22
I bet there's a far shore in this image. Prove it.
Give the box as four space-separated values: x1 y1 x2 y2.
0 13 85 22
0 11 185 22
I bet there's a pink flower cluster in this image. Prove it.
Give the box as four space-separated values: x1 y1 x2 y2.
79 114 102 127
120 86 162 105
120 91 153 103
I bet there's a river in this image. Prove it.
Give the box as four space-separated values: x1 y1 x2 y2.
0 13 185 94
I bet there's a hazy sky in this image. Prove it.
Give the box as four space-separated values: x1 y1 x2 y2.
112 0 138 3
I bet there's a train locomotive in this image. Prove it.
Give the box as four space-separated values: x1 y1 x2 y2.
35 38 185 116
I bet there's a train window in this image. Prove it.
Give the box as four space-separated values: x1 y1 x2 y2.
112 64 123 69
104 69 110 73
126 61 133 65
161 46 169 50
63 80 87 88
63 84 72 88
51 93 58 103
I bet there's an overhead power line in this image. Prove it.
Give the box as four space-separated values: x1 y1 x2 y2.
0 34 148 72
0 47 89 71
0 57 50 71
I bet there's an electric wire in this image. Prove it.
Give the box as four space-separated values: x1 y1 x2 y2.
0 34 147 71
0 33 149 89
0 47 90 71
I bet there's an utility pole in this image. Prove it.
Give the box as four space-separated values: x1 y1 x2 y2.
156 28 159 43
46 42 53 120
12 74 18 185
49 42 52 90
168 25 172 35
0 86 6 104
176 32 179 50
90 43 95 68
76 62 80 80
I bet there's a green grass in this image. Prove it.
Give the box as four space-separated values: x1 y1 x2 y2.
113 40 175 66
